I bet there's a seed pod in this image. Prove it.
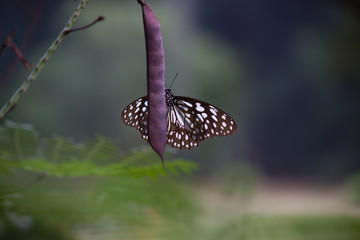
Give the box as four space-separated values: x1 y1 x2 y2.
138 0 167 161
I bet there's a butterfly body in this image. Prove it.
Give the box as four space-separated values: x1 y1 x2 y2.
165 88 176 107
121 89 237 150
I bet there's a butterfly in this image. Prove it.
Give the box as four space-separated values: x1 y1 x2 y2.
121 88 237 150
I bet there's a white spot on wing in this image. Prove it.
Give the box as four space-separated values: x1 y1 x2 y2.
198 114 204 122
182 101 193 107
196 103 205 112
210 108 217 116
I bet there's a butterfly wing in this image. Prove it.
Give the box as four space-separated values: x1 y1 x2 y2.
166 96 237 149
121 96 149 142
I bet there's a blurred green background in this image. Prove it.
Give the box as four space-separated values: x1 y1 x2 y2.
1 0 360 239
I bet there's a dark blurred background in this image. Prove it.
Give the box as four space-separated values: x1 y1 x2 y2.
1 0 359 180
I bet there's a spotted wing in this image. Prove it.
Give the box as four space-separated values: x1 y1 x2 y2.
121 96 149 142
166 96 237 149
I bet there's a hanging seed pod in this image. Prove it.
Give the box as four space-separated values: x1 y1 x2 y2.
138 0 167 161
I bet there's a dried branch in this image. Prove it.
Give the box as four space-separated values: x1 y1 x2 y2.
0 30 15 56
0 30 32 72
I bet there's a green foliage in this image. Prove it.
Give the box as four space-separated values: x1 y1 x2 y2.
0 121 198 177
0 122 198 239
1 175 199 239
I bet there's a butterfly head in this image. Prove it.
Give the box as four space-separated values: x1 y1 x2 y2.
165 88 175 107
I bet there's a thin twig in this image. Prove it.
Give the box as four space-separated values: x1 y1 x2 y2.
0 0 90 120
0 30 15 55
64 16 104 35
0 171 47 196
0 30 33 72
7 42 33 72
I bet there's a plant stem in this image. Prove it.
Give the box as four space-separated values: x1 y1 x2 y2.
0 0 89 120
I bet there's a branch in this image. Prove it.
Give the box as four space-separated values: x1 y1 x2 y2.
0 0 91 120
0 30 14 55
0 30 32 72
64 15 104 35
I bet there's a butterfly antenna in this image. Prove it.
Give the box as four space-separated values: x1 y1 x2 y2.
169 72 178 89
